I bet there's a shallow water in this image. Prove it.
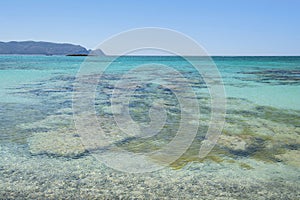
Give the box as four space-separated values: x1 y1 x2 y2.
0 55 299 199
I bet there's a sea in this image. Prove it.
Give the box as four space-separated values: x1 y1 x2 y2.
0 55 299 199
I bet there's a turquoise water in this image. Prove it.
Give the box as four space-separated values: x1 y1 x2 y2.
0 55 299 198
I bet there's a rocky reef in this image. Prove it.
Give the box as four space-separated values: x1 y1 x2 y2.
16 70 299 169
24 97 300 171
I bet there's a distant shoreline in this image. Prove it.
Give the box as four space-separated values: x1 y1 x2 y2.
0 54 299 57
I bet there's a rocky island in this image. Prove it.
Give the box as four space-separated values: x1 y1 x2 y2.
0 41 90 55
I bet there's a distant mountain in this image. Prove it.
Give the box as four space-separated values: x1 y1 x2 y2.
0 41 89 55
89 49 106 56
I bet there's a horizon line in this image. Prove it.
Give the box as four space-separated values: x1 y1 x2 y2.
1 54 300 57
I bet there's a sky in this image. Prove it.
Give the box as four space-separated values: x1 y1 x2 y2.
0 0 300 55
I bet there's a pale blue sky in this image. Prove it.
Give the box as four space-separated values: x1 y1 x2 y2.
0 0 299 55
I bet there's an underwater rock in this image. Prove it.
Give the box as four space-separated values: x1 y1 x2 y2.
217 135 248 151
28 128 86 157
275 150 300 167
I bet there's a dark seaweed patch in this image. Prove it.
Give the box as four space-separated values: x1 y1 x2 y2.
238 69 300 85
228 137 265 157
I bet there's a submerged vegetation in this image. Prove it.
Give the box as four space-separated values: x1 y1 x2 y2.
18 70 299 170
25 97 300 171
239 69 300 85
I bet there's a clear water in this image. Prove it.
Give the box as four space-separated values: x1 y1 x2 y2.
0 55 299 198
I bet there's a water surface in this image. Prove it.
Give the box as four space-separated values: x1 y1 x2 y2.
0 55 299 199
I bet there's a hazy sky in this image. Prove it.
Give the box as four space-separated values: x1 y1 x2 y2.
1 0 299 55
